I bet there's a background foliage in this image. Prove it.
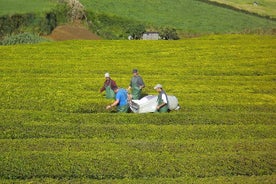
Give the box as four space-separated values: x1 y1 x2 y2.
1 0 275 40
206 0 276 19
0 0 56 16
0 0 69 39
0 33 50 45
80 0 276 36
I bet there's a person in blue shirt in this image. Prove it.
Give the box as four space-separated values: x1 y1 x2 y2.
106 86 129 113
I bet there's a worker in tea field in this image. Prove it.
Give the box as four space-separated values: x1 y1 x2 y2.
127 69 145 100
100 73 117 99
154 84 169 113
106 86 129 113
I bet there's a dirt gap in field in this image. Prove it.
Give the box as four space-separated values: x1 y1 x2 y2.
45 21 101 41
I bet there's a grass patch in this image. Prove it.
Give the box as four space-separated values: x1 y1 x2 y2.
0 0 57 16
208 0 276 19
80 0 276 34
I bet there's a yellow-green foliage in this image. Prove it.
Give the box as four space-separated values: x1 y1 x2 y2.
0 35 275 183
0 35 275 113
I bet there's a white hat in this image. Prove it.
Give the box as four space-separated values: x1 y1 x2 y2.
104 73 110 78
154 84 162 90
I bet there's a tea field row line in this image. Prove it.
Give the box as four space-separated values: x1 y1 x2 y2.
1 122 275 140
0 109 274 125
1 151 274 179
2 175 276 184
1 138 275 153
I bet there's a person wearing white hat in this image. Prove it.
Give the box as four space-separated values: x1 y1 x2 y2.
100 72 117 99
154 84 169 113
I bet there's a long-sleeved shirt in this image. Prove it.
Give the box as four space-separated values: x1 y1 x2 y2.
100 79 117 92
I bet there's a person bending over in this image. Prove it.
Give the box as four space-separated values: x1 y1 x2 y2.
106 86 129 113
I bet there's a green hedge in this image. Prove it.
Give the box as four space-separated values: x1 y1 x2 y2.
86 11 147 39
0 151 274 179
1 175 276 184
3 175 276 184
1 120 275 140
0 109 275 127
0 2 69 39
0 13 55 37
1 138 275 155
0 33 50 45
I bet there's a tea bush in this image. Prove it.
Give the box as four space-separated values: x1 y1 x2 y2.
0 35 275 183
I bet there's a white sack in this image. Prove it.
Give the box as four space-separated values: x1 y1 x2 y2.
130 95 179 113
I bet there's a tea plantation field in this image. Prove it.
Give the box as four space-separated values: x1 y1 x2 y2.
0 35 275 183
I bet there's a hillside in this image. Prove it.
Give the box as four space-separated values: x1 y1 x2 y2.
80 0 276 35
45 22 101 41
1 0 276 41
0 0 56 16
208 0 276 19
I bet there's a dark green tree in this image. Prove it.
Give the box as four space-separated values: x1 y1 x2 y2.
126 24 146 40
159 27 179 40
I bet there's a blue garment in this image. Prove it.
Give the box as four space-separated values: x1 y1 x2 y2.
116 88 128 106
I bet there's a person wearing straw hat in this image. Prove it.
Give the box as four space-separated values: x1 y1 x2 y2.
127 69 145 100
154 84 169 113
100 72 117 99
